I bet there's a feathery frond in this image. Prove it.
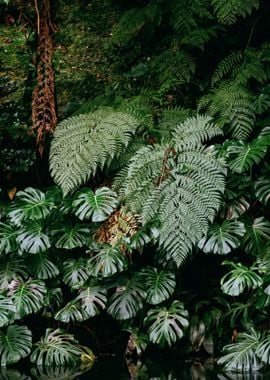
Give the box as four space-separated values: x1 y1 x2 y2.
121 115 225 267
211 0 260 25
50 109 140 195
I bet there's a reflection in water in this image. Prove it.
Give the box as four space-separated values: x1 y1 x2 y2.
0 359 269 379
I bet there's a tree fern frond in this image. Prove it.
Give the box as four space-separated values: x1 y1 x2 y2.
211 0 260 25
150 49 196 85
199 81 255 140
122 116 226 267
50 109 140 195
172 115 222 150
212 51 243 86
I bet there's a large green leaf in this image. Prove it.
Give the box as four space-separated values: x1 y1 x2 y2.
62 259 90 288
55 286 107 322
254 177 270 205
54 225 90 249
0 297 15 327
198 220 246 254
218 329 262 372
8 279 47 318
107 275 146 320
0 223 18 255
72 187 118 222
30 329 81 367
138 267 176 305
0 325 32 366
242 217 270 255
228 139 268 174
54 301 88 323
221 261 263 296
16 222 51 254
144 300 189 346
0 257 27 290
256 333 270 365
26 253 59 280
8 188 55 226
88 246 128 278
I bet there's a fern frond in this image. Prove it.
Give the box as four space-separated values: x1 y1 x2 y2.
150 49 196 85
211 0 260 25
50 109 140 195
212 51 243 86
122 116 226 267
199 81 255 140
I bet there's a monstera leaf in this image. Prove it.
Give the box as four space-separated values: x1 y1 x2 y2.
242 217 270 255
107 275 146 320
144 300 189 346
0 222 18 255
62 259 90 288
8 188 55 226
0 257 27 290
254 177 270 205
88 246 128 278
55 301 88 323
72 187 118 222
0 297 15 327
218 329 262 372
16 222 51 254
228 139 268 174
256 333 270 365
0 325 32 366
138 267 176 305
198 220 246 254
27 253 59 279
8 279 47 318
55 286 107 322
221 261 263 296
31 329 81 367
54 224 90 249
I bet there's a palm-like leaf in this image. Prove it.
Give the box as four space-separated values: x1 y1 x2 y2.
242 217 270 255
218 329 262 371
30 329 81 367
138 267 176 305
72 187 118 222
0 222 18 255
0 325 32 366
107 275 146 320
221 261 263 296
0 297 15 327
88 246 128 278
0 257 27 290
55 286 107 322
8 188 55 226
8 279 47 318
17 222 51 254
54 224 90 249
228 139 268 174
27 253 59 279
198 220 246 255
144 300 189 346
62 259 90 288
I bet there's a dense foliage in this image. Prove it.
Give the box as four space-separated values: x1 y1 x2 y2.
1 0 270 375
